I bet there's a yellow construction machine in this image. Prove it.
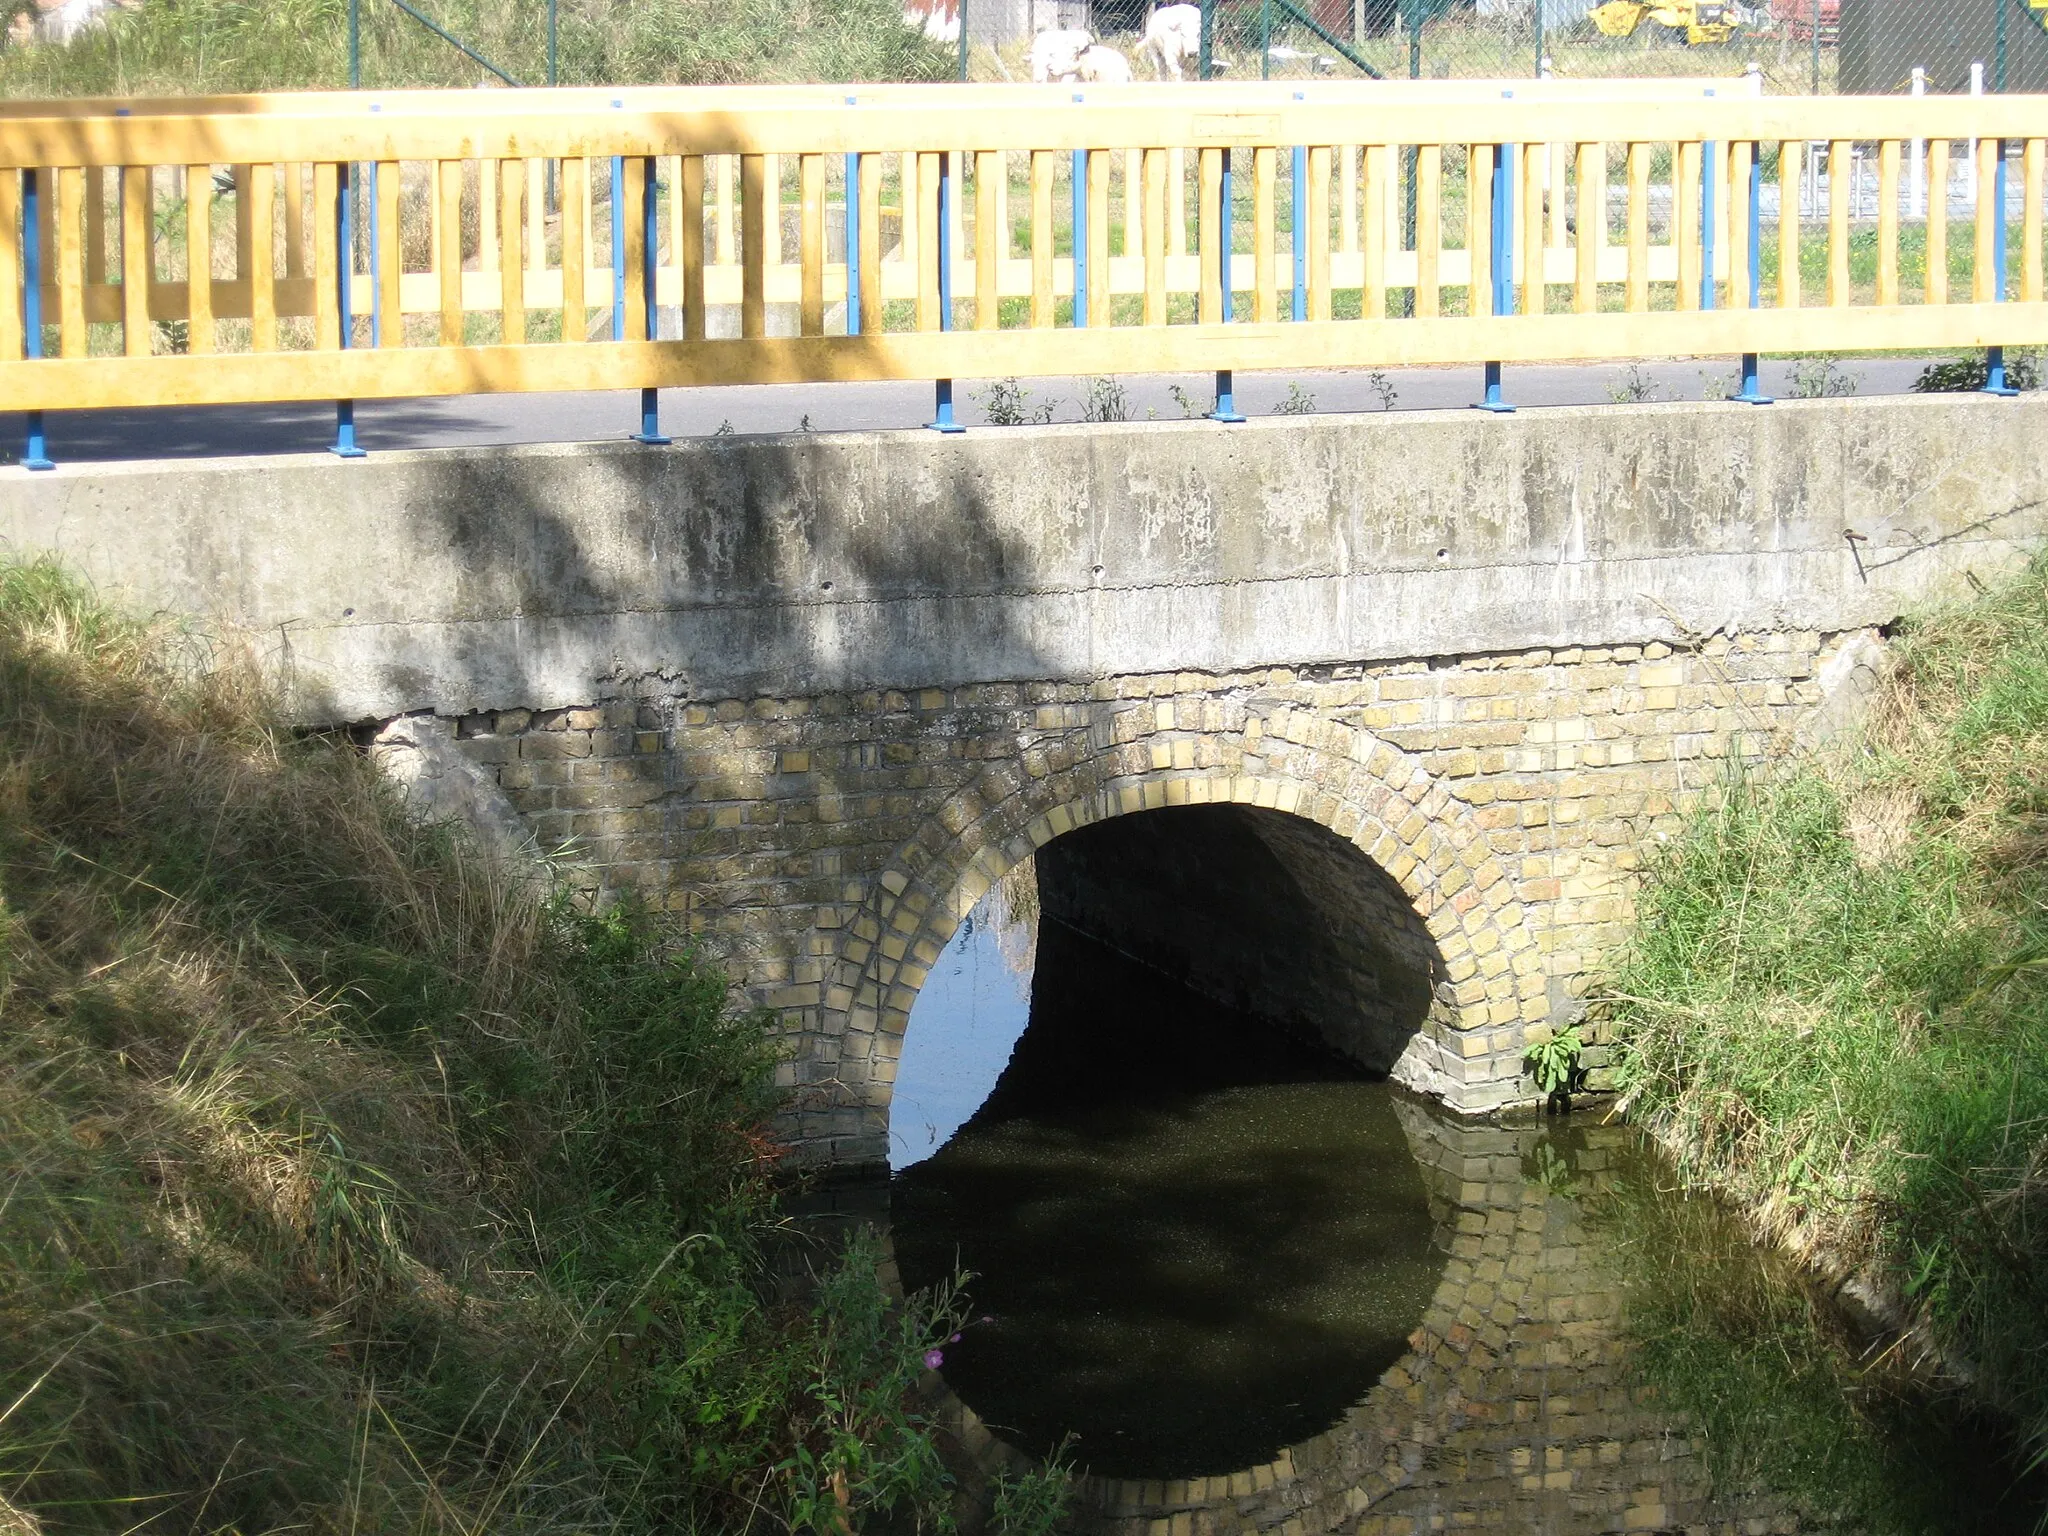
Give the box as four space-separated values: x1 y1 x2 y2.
1588 0 1739 45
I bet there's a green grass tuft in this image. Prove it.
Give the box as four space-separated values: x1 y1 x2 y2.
1604 555 2048 1495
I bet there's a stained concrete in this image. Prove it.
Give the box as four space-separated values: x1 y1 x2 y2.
2 392 2042 726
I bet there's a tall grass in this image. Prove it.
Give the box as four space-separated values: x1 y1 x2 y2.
1605 555 2048 1484
0 559 979 1533
0 0 950 97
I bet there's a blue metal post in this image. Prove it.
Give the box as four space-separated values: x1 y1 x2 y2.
1700 139 1718 312
1291 142 1307 322
332 161 367 456
21 168 51 470
611 151 626 342
633 154 670 444
1986 138 2019 396
1475 131 1515 414
1212 148 1244 422
1737 141 1772 404
368 157 382 346
929 152 964 431
1072 101 1088 328
845 97 861 336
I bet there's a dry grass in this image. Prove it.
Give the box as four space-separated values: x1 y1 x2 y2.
0 559 968 1534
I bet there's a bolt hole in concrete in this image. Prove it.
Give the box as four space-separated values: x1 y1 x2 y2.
883 807 2040 1520
891 806 1443 1477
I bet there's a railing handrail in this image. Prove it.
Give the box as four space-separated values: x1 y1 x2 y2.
0 89 2043 162
0 85 2041 444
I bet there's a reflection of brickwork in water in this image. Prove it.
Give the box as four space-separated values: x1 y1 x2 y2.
452 630 1868 1165
927 1105 1797 1536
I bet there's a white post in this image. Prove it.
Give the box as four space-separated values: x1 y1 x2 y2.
1965 60 1983 204
1744 61 1763 98
1909 67 1927 221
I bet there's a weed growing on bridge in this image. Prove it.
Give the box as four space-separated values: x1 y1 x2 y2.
1787 354 1862 398
1607 364 1663 404
971 377 1058 427
1271 382 1316 416
1366 370 1399 411
0 560 1005 1535
1605 554 2048 1492
1081 376 1130 424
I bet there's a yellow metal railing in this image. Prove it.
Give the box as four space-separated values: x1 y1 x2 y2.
0 82 2043 415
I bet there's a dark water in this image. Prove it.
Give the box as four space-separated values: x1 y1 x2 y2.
893 920 1440 1476
879 899 2043 1527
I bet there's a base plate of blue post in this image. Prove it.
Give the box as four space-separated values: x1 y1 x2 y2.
1734 354 1773 405
23 411 53 470
331 401 368 458
632 387 673 444
927 379 966 433
1472 363 1515 413
1208 371 1245 423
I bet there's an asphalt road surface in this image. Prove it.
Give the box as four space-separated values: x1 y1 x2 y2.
0 354 1950 467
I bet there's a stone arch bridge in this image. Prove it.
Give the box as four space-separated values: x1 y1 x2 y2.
7 394 2044 1166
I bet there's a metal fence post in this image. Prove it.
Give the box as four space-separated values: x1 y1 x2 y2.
1475 113 1515 412
1737 140 1772 404
1072 97 1088 329
1212 148 1244 422
928 151 965 430
1291 98 1307 323
1199 0 1213 79
1700 129 1718 314
1985 135 2019 395
957 0 968 82
20 168 52 469
633 153 671 443
333 160 368 456
846 98 861 337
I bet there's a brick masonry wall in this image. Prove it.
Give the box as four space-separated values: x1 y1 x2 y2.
446 624 1874 1165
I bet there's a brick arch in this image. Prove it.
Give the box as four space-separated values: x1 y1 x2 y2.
798 697 1551 1166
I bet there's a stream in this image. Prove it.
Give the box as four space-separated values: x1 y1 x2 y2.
838 882 2036 1532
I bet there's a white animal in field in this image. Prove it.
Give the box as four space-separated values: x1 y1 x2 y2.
33 0 118 45
904 1 959 44
1075 41 1132 84
1029 26 1093 83
1137 3 1202 81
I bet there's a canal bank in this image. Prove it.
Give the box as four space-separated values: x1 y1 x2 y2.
849 854 2042 1533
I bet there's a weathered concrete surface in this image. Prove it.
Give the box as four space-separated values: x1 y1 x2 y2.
2 393 2042 725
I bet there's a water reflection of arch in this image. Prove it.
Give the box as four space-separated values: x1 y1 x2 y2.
806 699 1553 1166
926 1101 1791 1536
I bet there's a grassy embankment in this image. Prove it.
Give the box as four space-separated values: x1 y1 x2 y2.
1603 556 2048 1522
0 560 1058 1534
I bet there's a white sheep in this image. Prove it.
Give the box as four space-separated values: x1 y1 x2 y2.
1137 3 1202 81
34 0 117 45
903 1 959 45
1029 26 1093 84
1075 42 1132 84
